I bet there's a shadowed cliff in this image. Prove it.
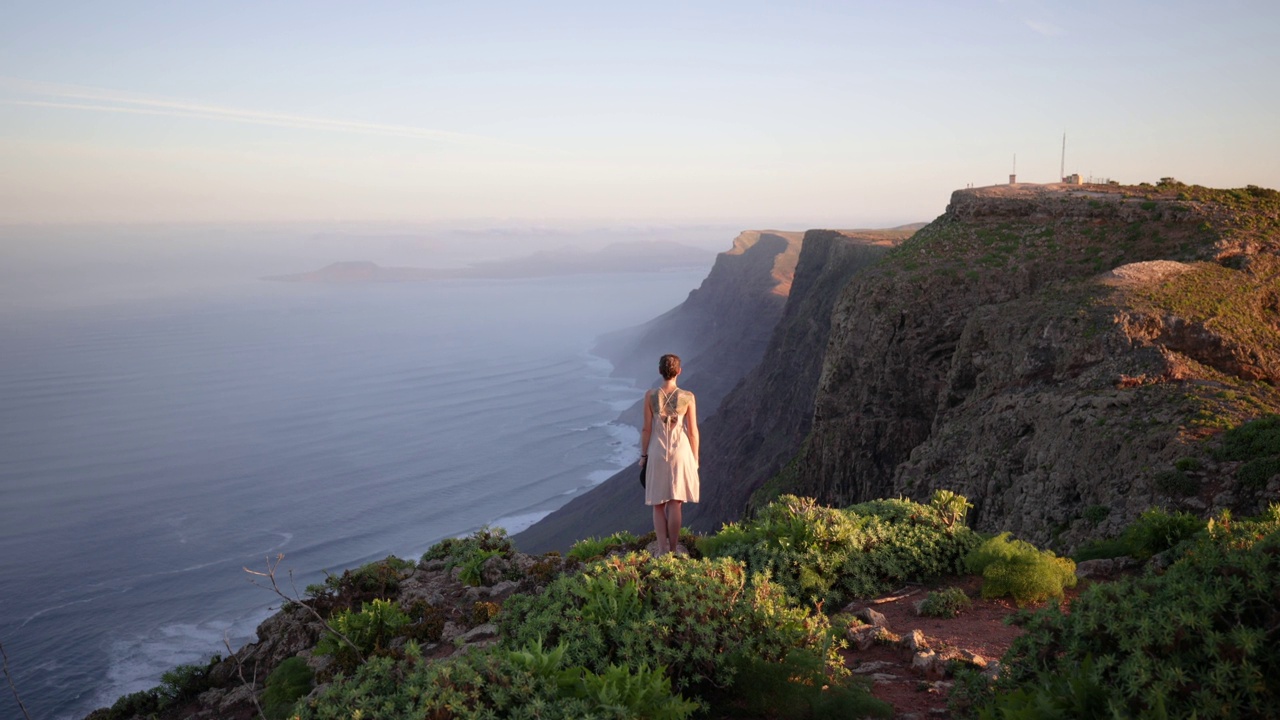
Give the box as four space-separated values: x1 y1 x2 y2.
591 230 804 426
514 229 905 551
784 182 1280 548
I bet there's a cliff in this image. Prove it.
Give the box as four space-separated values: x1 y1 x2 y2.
515 228 907 551
592 230 804 425
685 230 901 529
785 182 1280 548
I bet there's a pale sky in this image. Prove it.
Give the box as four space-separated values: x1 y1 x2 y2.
1 1 1277 227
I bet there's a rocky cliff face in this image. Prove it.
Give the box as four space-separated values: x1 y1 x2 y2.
593 230 804 423
686 230 899 529
515 228 908 551
787 182 1280 548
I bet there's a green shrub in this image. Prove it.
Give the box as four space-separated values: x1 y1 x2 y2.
710 648 892 719
1238 456 1280 488
470 600 500 626
1152 468 1198 496
987 516 1280 719
528 555 564 583
457 547 503 586
262 656 314 720
1071 536 1131 563
96 689 165 720
1122 508 1204 559
1213 414 1280 462
314 598 410 673
422 526 518 586
699 493 980 606
1082 505 1109 526
403 599 445 643
966 533 1077 606
698 496 862 605
918 587 973 618
930 489 974 528
499 553 844 694
304 555 415 612
568 530 641 561
94 655 221 720
1173 456 1203 472
158 657 219 703
1074 507 1204 562
295 640 698 720
977 658 1159 720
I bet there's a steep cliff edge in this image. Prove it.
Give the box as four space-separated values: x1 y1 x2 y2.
515 228 908 551
788 182 1280 548
685 230 900 529
592 230 804 424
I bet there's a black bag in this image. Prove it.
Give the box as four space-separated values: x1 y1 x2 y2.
639 458 647 488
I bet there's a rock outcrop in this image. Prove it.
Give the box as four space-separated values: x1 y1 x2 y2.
86 551 569 720
787 182 1280 548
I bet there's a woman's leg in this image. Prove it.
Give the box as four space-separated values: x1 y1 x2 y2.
653 502 671 555
665 501 683 553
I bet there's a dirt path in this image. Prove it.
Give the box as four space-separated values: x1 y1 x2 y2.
840 577 1030 718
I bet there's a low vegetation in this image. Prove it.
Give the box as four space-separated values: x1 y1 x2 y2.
698 491 981 607
967 505 1280 719
303 554 415 613
1214 413 1280 489
421 526 519 586
261 656 313 720
297 639 700 720
499 552 842 696
965 533 1077 606
106 489 1280 719
918 587 973 618
90 655 221 720
1074 507 1204 562
566 529 643 561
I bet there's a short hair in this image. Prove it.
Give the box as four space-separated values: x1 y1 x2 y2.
658 354 682 380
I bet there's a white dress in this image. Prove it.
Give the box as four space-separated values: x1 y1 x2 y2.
644 387 700 505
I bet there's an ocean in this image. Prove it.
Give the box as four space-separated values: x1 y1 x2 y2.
0 266 704 719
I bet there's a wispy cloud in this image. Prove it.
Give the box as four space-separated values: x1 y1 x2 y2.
0 77 519 147
1024 19 1065 37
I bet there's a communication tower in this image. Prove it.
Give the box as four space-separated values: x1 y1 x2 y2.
1060 132 1066 181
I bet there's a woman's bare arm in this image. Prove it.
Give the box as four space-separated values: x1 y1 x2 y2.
640 390 653 463
685 395 699 465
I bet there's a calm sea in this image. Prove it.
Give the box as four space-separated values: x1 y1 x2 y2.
0 269 702 719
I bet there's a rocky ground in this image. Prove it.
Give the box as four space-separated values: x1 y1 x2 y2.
837 558 1134 718
839 577 1030 718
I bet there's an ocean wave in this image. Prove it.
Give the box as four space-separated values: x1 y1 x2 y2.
488 510 553 535
580 351 615 375
86 610 271 718
18 587 132 630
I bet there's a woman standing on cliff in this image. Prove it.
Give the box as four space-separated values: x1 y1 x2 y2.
641 354 700 556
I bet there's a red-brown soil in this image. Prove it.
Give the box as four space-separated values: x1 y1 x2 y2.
840 576 1060 718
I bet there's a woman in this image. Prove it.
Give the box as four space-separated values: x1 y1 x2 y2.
640 353 700 556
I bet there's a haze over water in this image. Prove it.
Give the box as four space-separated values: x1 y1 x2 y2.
0 228 709 718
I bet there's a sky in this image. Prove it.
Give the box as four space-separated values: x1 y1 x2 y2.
1 1 1278 228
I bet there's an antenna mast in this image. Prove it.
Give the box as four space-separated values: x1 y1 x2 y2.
1061 132 1066 181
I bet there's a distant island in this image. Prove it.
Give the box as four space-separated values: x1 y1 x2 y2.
264 241 715 282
